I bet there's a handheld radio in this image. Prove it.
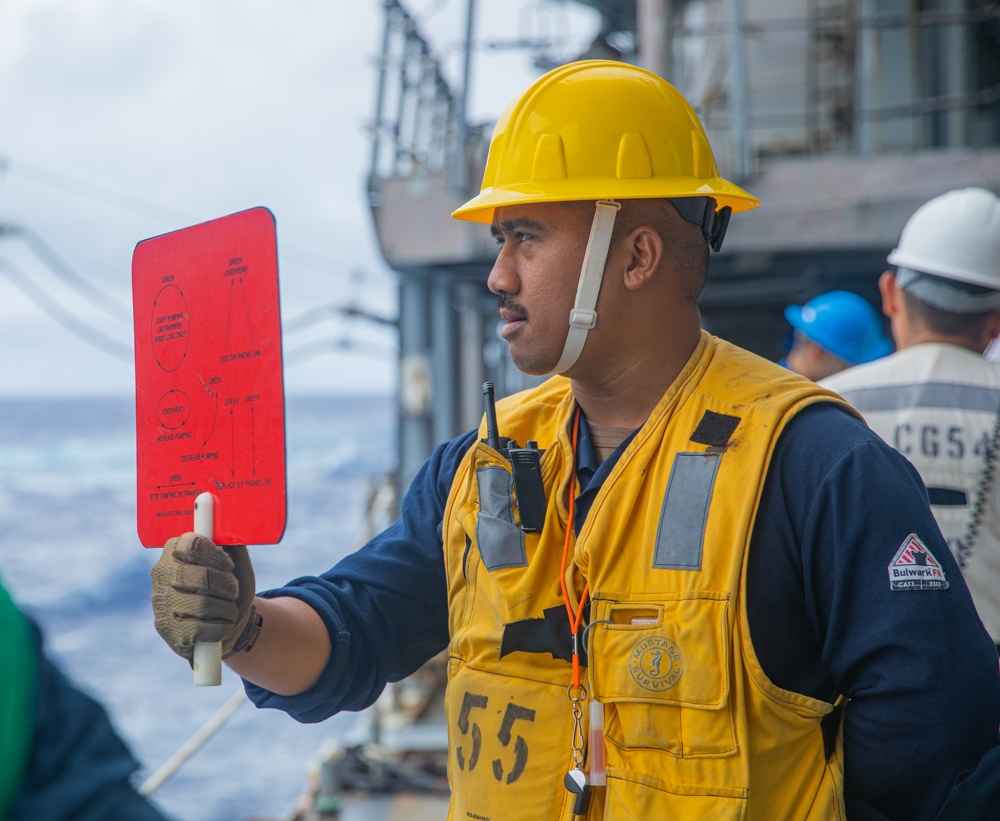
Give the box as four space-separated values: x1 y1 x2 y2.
482 382 547 532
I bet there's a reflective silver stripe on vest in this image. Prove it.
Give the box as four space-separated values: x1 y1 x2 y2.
838 382 1000 413
653 451 721 570
475 465 527 570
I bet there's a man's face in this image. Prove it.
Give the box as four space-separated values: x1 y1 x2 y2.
487 202 591 375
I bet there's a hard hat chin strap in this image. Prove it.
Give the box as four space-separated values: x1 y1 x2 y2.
548 200 621 376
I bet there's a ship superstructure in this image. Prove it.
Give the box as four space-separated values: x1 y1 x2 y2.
366 0 1000 488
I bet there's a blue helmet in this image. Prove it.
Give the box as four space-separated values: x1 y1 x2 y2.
784 291 893 365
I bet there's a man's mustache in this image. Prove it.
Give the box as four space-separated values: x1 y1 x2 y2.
497 294 528 320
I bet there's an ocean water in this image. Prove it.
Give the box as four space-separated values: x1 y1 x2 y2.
0 394 396 821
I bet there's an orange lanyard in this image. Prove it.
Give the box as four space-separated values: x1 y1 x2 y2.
560 408 589 689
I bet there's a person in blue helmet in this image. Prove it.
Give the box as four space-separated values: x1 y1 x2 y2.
782 290 893 381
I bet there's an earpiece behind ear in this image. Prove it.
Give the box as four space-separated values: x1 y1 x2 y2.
709 206 732 253
669 197 731 253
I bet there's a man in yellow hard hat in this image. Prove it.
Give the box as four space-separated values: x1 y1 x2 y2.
149 62 1000 820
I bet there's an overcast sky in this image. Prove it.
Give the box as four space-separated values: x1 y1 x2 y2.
0 0 599 397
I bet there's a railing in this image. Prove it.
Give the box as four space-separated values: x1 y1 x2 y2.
368 0 462 189
368 0 1000 191
666 0 1000 175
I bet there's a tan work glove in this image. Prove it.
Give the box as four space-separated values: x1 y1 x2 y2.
150 532 258 661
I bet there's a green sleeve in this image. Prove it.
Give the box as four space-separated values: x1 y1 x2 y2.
0 580 36 821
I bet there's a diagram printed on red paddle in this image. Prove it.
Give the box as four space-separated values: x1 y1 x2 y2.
132 207 286 547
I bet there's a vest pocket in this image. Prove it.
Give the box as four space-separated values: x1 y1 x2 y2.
603 767 747 819
589 592 736 757
464 462 527 571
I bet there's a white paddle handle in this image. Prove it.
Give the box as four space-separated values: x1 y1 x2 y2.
193 492 222 686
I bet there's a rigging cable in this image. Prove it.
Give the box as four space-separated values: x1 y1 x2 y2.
3 157 390 284
0 224 131 321
0 258 132 361
139 687 247 797
283 336 397 365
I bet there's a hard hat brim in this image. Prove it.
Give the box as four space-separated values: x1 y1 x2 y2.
783 304 806 333
452 178 761 223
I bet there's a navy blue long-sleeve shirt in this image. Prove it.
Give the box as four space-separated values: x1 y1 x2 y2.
247 402 1000 820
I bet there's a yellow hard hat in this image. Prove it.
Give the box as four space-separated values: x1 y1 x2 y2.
453 60 760 224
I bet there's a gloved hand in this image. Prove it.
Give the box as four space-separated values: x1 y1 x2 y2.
150 533 258 661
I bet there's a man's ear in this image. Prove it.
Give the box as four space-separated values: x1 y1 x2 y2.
878 270 898 319
622 226 662 292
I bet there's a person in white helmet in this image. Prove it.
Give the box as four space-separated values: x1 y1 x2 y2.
148 66 1000 820
824 187 1000 653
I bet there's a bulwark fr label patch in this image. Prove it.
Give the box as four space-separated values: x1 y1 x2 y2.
888 533 949 591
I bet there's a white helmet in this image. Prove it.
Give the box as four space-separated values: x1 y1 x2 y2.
887 187 1000 291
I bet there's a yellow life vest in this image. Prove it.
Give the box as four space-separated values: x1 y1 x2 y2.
442 332 856 821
